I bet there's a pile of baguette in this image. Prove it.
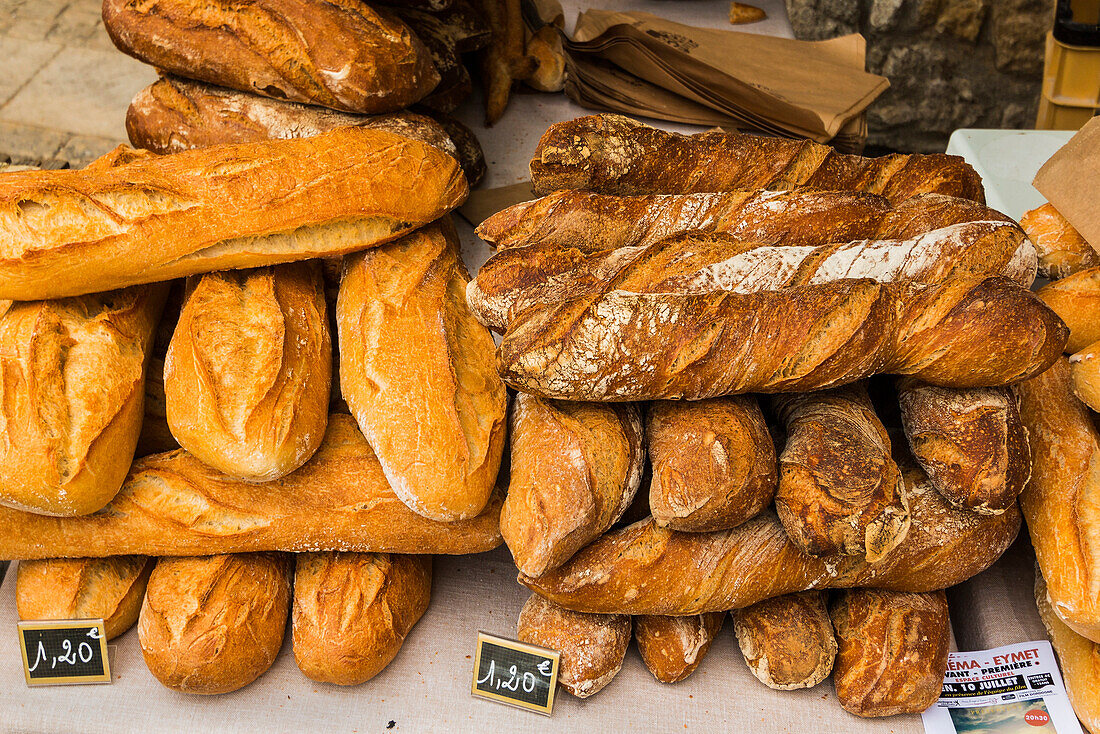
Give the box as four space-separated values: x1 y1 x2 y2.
471 114 1097 727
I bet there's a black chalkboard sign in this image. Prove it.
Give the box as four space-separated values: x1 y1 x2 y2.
471 631 560 715
18 619 111 686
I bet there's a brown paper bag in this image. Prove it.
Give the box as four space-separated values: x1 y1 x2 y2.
1033 116 1100 254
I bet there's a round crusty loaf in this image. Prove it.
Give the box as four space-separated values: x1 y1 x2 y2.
635 613 724 684
733 591 836 691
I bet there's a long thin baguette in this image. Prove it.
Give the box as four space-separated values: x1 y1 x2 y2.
1035 569 1100 732
0 414 502 560
0 126 467 301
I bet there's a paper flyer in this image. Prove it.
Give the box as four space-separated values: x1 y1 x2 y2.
922 641 1082 733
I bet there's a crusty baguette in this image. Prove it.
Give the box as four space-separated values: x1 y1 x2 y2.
733 591 836 690
17 556 153 640
393 6 471 114
1071 339 1100 412
0 126 467 301
1038 267 1100 353
516 593 630 698
635 613 724 683
139 553 291 695
0 414 502 560
897 379 1030 514
529 114 984 204
646 397 775 533
501 394 643 577
338 220 506 521
520 460 1020 615
1015 358 1100 643
103 0 439 114
0 285 167 515
1036 569 1100 733
1021 202 1099 280
498 276 1067 401
772 385 909 561
293 552 431 686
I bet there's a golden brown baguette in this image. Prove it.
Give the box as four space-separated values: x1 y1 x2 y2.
165 262 330 481
0 127 467 301
338 220 506 521
520 460 1020 615
516 593 630 698
1038 267 1100 353
103 0 439 114
773 386 909 561
501 395 643 577
498 276 1067 401
1036 569 1100 733
1071 339 1100 412
0 285 166 515
897 379 1031 514
0 414 502 560
529 114 985 204
17 556 153 640
830 589 950 717
733 591 836 690
1015 358 1100 643
139 553 291 695
293 552 431 686
646 397 775 533
1021 202 1099 280
635 613 724 683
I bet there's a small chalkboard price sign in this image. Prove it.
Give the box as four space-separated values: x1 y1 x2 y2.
18 619 111 686
471 631 560 715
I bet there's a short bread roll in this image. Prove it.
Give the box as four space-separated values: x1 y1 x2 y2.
635 613 724 683
733 591 836 690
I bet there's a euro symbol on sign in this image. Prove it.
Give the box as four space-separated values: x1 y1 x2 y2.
538 660 552 677
86 628 102 640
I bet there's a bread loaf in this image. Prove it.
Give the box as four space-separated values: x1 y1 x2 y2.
897 379 1030 514
0 285 166 515
520 460 1020 615
635 613 724 683
0 414 503 560
139 553 291 694
393 6 470 113
1036 569 1100 733
501 394 643 577
1021 203 1099 280
646 397 775 533
1071 340 1100 412
293 552 431 686
733 591 836 690
338 219 506 521
1015 358 1100 643
498 276 1067 401
0 126 467 301
17 556 153 640
830 589 950 717
529 114 985 204
1038 267 1100 353
165 262 330 481
103 0 439 114
516 594 630 698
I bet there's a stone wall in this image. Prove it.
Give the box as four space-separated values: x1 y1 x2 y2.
785 0 1055 152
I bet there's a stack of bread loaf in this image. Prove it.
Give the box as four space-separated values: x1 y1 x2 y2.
465 114 1097 724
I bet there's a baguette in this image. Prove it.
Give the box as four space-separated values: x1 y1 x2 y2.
0 414 502 560
501 395 643 577
1036 569 1100 733
393 7 471 114
338 220 506 521
139 553 291 695
897 379 1031 514
103 0 439 114
1020 203 1099 280
293 552 431 686
0 126 467 301
498 276 1067 401
733 591 836 690
0 285 166 515
646 397 776 533
1071 340 1100 412
520 460 1020 615
635 613 724 683
1015 358 1100 643
1038 267 1100 353
516 593 630 698
17 556 153 640
529 114 984 204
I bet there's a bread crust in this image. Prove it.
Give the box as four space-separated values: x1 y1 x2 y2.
733 591 836 690
635 613 724 683
1038 267 1100 353
1035 569 1100 733
1021 203 1099 280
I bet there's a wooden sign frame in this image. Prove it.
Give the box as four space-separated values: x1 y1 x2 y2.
471 631 560 715
18 619 111 686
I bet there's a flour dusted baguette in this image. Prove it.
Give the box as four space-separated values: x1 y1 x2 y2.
338 219 506 521
0 285 166 515
635 613 724 683
733 591 836 690
530 114 984 204
1038 267 1100 353
1021 203 1099 280
0 414 502 560
1036 570 1100 733
501 394 643 577
103 0 439 114
293 552 431 686
0 126 466 301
